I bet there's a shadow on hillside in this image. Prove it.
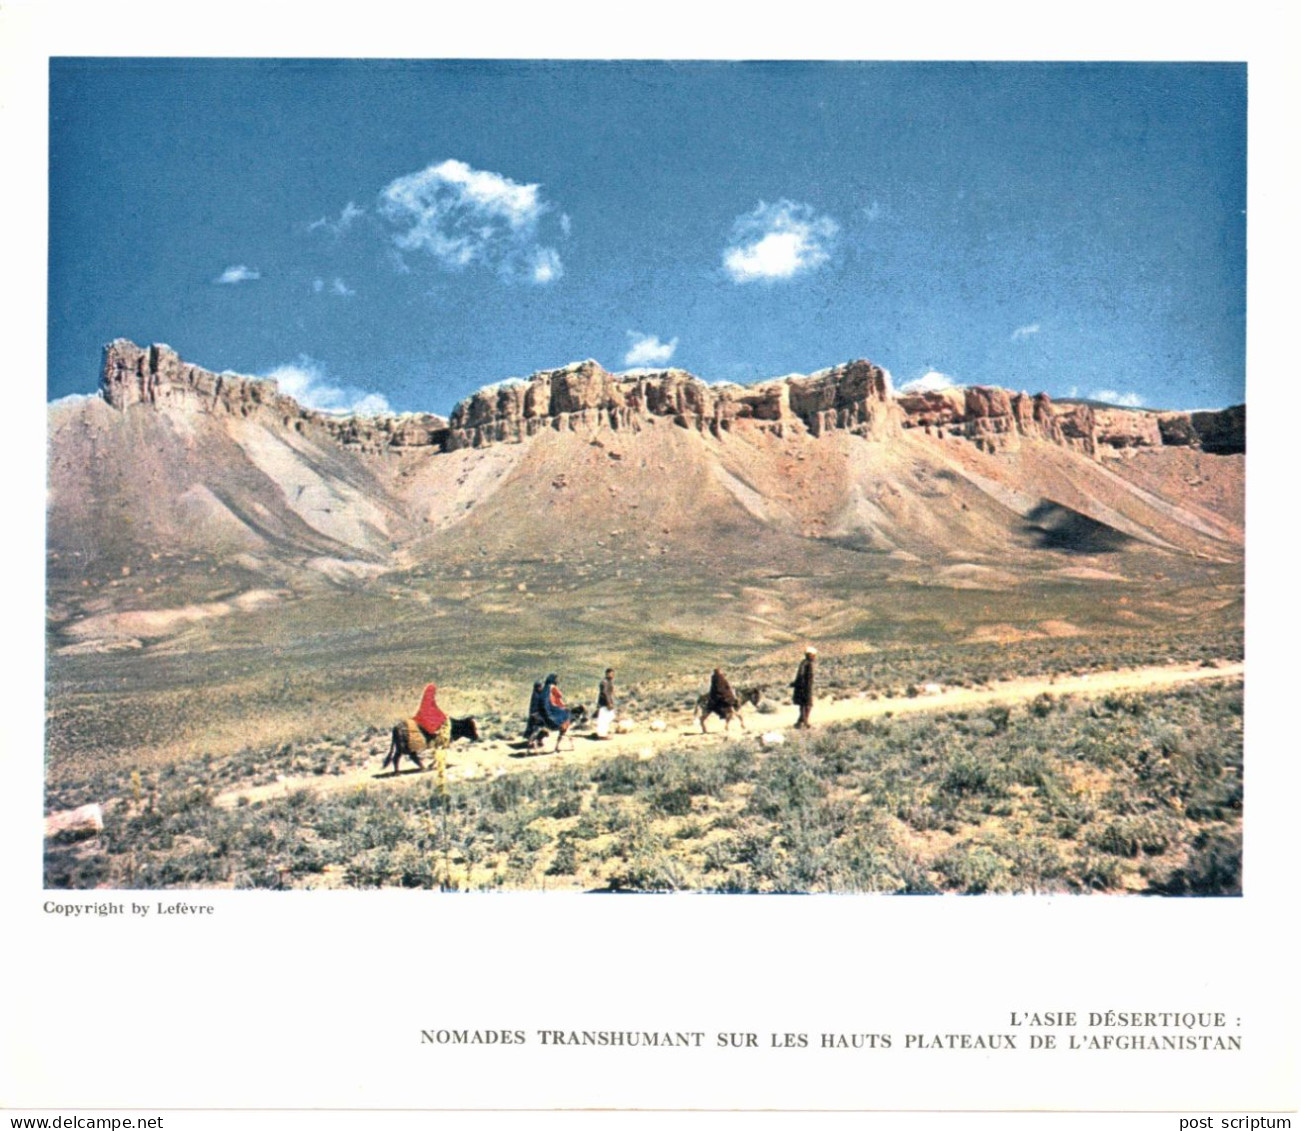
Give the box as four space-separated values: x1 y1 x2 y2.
1024 500 1136 554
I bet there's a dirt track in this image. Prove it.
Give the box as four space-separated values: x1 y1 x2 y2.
214 660 1244 809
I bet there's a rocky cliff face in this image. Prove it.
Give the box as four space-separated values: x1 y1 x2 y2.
443 358 898 448
897 386 1066 453
1070 403 1245 457
98 339 1244 461
101 340 448 454
102 340 286 416
1182 405 1247 455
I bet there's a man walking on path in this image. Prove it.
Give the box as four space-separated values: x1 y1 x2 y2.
792 647 817 729
596 667 617 739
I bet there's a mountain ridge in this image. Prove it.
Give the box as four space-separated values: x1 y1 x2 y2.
47 339 1245 660
99 339 1245 460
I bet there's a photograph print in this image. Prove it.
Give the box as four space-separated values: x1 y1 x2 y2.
44 59 1245 895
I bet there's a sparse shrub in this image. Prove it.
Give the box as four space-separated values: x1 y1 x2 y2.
287 841 327 876
826 830 906 893
607 853 693 892
1089 816 1177 858
546 834 579 876
488 774 531 812
1010 751 1058 791
986 705 1012 733
594 755 646 796
1185 771 1242 821
702 839 736 874
391 843 433 888
895 856 939 894
935 844 1010 894
550 793 584 819
571 801 622 840
899 799 946 832
43 642 1241 895
811 731 862 775
1155 829 1241 895
942 754 1003 797
344 850 393 888
1102 692 1146 717
519 825 552 853
654 786 694 817
1006 837 1066 893
1075 852 1125 892
746 754 825 819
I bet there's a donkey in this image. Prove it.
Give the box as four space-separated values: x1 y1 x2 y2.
693 686 764 733
525 704 588 755
382 716 480 774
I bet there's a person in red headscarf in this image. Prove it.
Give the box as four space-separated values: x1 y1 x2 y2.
414 683 449 740
382 683 452 774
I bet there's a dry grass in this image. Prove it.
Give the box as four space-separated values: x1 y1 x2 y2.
45 675 1242 895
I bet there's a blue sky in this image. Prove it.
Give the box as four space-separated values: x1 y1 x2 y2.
48 60 1246 414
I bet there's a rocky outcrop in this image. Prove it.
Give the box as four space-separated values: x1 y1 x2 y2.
1054 403 1098 456
1092 408 1165 450
1051 402 1252 458
319 412 449 453
786 360 899 439
44 803 104 843
895 387 967 433
101 340 447 454
962 387 1064 452
894 385 1245 459
103 340 289 416
898 387 1064 453
1160 406 1246 455
98 340 1245 462
445 361 679 449
444 358 898 449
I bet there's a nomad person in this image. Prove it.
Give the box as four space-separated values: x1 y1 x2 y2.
383 681 451 773
791 647 817 728
524 680 546 742
530 673 574 753
596 668 616 739
415 682 451 744
701 667 740 733
541 673 572 730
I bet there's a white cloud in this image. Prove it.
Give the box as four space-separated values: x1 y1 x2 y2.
378 158 564 285
528 248 563 285
215 265 260 285
898 370 963 395
312 277 355 296
723 199 838 283
1012 323 1041 341
864 201 882 222
262 356 391 416
308 201 365 236
624 331 678 367
1090 388 1145 408
348 393 390 415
